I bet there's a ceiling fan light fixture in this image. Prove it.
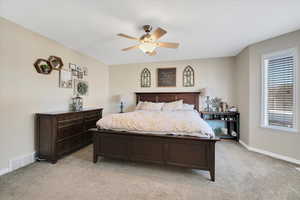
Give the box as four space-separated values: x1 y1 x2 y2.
117 25 179 56
139 43 156 54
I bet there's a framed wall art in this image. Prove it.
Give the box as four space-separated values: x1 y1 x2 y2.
74 79 89 96
69 63 77 76
48 56 63 71
141 68 151 87
183 65 195 87
59 69 73 88
157 68 176 87
34 58 52 75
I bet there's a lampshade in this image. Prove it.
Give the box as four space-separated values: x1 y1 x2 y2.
117 94 125 103
199 88 207 96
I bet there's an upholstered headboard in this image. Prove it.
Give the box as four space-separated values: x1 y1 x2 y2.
135 92 201 111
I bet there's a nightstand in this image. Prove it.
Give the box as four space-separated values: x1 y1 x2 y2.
200 111 240 141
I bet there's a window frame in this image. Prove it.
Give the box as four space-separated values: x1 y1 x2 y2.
261 48 298 133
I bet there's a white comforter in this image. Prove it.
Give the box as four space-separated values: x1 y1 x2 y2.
96 110 214 138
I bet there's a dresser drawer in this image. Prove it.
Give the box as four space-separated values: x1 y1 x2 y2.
85 111 101 119
57 122 84 141
84 111 101 130
56 134 84 156
56 113 83 123
57 117 83 128
85 117 99 130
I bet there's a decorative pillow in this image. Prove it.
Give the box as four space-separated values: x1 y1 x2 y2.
135 101 145 110
139 102 164 111
162 100 183 111
182 103 195 111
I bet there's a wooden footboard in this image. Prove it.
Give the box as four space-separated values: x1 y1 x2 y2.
90 128 219 181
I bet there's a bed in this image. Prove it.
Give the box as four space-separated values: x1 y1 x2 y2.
90 92 219 181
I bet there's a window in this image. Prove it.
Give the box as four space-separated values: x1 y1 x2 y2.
262 48 297 132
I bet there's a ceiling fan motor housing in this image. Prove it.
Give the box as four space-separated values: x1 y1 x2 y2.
143 25 152 33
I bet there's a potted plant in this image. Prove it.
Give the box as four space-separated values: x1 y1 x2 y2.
41 64 51 73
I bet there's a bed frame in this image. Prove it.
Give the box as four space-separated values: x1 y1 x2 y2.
91 92 219 181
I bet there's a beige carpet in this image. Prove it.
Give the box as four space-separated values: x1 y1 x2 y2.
0 141 299 200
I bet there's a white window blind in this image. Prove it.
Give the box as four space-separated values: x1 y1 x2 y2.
262 49 297 131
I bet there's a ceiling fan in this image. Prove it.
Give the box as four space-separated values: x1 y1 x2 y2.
117 25 179 56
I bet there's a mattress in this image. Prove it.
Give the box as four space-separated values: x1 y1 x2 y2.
96 110 214 138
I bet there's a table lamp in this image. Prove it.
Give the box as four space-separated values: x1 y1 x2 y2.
118 95 125 113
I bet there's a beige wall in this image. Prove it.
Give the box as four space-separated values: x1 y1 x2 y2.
235 47 250 145
0 17 109 170
248 30 300 161
109 57 237 113
236 30 300 161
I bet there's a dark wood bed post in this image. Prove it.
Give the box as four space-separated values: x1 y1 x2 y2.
209 141 216 182
93 131 99 163
92 92 219 181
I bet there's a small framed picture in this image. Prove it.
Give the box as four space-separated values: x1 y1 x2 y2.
59 69 73 88
69 63 77 76
76 65 82 72
83 67 88 76
78 72 84 79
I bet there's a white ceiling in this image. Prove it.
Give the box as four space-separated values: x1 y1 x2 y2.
1 0 300 65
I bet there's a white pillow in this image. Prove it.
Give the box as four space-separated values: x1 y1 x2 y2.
139 102 164 111
162 100 183 111
182 103 195 111
135 101 145 110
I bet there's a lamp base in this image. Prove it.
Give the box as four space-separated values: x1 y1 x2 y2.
120 102 124 113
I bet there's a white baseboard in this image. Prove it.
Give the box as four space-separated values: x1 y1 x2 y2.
239 140 300 165
0 152 36 176
239 140 249 149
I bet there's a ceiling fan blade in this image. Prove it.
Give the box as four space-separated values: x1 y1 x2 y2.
117 33 138 40
147 50 157 56
150 27 167 41
156 42 179 48
121 45 139 51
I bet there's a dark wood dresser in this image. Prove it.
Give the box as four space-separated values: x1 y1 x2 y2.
36 108 102 163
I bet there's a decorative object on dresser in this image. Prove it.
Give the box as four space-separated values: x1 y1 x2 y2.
140 68 151 87
71 95 83 111
200 111 240 141
36 108 103 163
34 58 53 74
48 56 63 71
157 68 176 87
183 65 195 87
91 92 220 181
